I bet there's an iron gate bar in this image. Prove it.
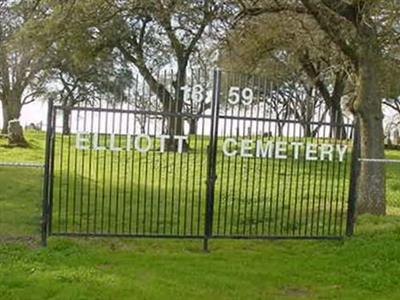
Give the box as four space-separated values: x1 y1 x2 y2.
346 118 360 236
204 69 222 251
48 102 57 236
41 97 54 247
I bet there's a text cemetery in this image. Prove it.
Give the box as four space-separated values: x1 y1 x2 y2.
76 133 348 162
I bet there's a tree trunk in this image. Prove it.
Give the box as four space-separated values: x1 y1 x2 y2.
164 68 189 152
1 105 9 134
132 60 189 152
189 117 198 135
330 103 347 140
277 123 284 137
303 123 313 138
62 107 72 135
164 98 188 151
1 97 23 135
354 43 386 215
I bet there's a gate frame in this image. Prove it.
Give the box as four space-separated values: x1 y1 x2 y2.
41 97 55 246
41 70 359 248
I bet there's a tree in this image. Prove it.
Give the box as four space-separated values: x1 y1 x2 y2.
19 0 135 135
43 0 229 151
238 0 400 215
221 11 350 139
47 52 133 135
384 98 400 116
0 1 44 145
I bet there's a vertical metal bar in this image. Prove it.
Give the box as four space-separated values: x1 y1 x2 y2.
316 109 328 236
340 124 352 235
346 118 360 236
196 84 207 236
150 73 159 234
176 70 185 235
114 93 124 234
79 99 88 232
156 93 164 234
242 75 254 235
122 98 130 234
308 98 322 236
86 101 95 234
163 71 170 235
143 84 151 234
57 107 65 234
229 73 240 235
101 98 111 233
251 76 262 236
41 98 54 247
64 114 72 233
326 110 340 236
107 98 114 233
129 78 139 233
204 69 221 251
218 72 229 235
93 99 103 233
48 106 57 236
290 116 301 235
280 89 292 235
281 99 297 235
72 102 81 232
136 80 144 234
259 78 271 235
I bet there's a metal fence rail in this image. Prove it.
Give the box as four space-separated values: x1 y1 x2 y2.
0 162 44 168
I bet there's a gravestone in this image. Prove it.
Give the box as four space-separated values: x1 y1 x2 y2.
8 120 29 147
393 129 400 145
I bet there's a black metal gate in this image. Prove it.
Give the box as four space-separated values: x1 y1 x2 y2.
42 70 356 248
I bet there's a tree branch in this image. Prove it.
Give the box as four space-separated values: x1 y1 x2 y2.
300 0 358 63
320 0 356 23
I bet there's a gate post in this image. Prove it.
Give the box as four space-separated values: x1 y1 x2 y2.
41 98 55 247
346 116 361 236
204 69 221 251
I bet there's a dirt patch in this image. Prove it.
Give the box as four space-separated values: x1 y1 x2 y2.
0 236 40 248
280 286 311 298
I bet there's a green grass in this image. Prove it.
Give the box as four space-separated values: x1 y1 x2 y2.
1 131 400 299
1 216 400 300
25 131 354 237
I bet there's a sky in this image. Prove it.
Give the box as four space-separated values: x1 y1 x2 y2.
0 101 48 130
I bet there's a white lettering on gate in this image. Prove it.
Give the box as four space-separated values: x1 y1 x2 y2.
159 135 169 153
222 138 237 157
306 144 318 161
110 134 122 152
93 133 106 151
76 133 349 163
337 145 348 162
256 140 274 158
275 142 288 159
135 134 152 153
76 132 90 150
320 144 334 161
291 142 303 160
240 139 253 157
175 136 188 153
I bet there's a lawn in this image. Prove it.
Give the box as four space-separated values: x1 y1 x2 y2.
13 130 355 238
1 131 400 300
1 217 400 300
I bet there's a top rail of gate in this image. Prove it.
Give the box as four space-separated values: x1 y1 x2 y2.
52 69 355 134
